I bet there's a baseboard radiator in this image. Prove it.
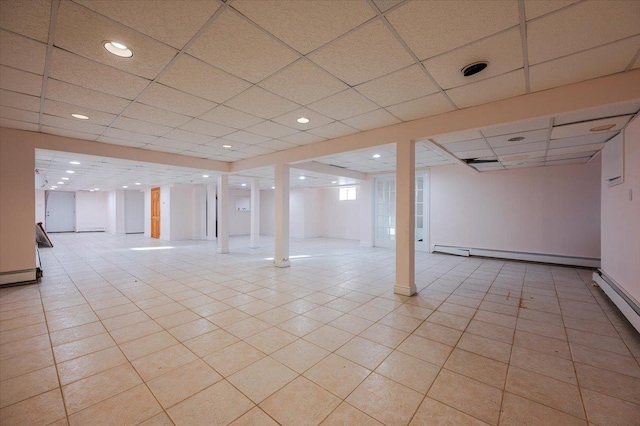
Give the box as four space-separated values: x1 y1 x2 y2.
592 270 640 333
432 245 600 268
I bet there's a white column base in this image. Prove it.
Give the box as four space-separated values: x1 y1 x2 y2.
394 284 417 296
274 260 291 268
217 248 229 254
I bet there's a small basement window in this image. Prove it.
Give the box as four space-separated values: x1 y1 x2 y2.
339 187 356 201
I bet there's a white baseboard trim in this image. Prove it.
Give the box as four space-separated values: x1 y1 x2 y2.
0 269 37 286
77 227 106 232
593 271 640 333
432 245 600 268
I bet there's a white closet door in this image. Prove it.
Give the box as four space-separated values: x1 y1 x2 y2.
46 191 75 232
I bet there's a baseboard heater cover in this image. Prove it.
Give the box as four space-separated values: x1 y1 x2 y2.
593 271 640 333
0 269 37 286
432 245 600 268
77 227 106 232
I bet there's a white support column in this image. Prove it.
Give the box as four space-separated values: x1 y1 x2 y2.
358 176 373 247
274 164 290 268
250 178 260 248
206 184 217 241
395 140 417 296
217 175 229 254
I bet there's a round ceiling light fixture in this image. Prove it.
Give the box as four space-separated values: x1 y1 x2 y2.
299 176 306 180
202 175 210 178
70 161 80 165
507 136 525 142
122 185 128 188
372 154 381 159
222 144 232 149
461 61 488 77
297 117 310 124
103 41 133 58
589 124 616 132
66 170 75 174
71 114 89 120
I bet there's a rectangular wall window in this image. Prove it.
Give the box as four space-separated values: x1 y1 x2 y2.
339 187 357 201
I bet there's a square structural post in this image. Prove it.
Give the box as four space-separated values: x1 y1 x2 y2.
274 164 290 267
250 178 260 248
217 174 229 254
395 140 417 296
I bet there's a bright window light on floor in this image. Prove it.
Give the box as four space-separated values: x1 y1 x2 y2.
130 246 175 251
339 187 356 201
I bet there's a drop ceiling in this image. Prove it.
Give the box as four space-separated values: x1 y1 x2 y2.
2 0 640 186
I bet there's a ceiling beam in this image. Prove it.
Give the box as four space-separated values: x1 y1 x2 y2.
231 70 640 172
290 161 367 180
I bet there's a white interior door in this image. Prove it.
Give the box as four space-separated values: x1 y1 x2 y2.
46 191 75 232
416 172 430 252
124 190 145 234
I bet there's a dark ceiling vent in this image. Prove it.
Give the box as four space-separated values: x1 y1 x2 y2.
463 158 499 165
461 61 488 77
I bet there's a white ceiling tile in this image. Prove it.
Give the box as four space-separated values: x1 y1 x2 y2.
188 9 298 84
49 48 149 100
238 145 276 156
355 65 439 107
224 131 271 145
272 108 334 130
186 144 230 157
0 0 51 42
547 143 605 156
280 132 326 145
231 0 375 55
530 36 640 92
307 122 358 139
551 115 633 139
163 128 213 145
373 0 404 12
0 89 40 112
0 30 47 75
387 0 519 60
256 139 298 151
102 127 159 144
494 142 548 155
342 109 401 131
432 129 483 144
41 125 100 141
0 65 42 96
137 83 216 118
0 105 39 123
423 28 523 90
446 70 525 109
258 59 348 105
524 0 580 20
453 149 495 160
527 0 640 65
144 144 184 154
96 136 146 148
111 116 172 137
481 117 551 137
158 55 251 103
486 128 549 148
308 89 378 120
76 0 221 49
43 99 116 126
245 121 298 139
199 105 264 129
546 151 598 161
225 86 299 119
545 158 590 166
553 102 640 126
309 20 414 86
178 119 235 138
45 79 130 115
125 103 191 127
386 92 455 122
442 138 489 152
549 132 616 149
216 140 250 151
149 138 198 151
42 114 106 135
54 1 178 80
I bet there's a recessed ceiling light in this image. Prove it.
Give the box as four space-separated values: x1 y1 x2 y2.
271 186 275 189
66 170 75 174
202 175 209 178
103 41 133 58
299 176 306 180
57 181 64 184
61 177 69 180
71 114 89 120
50 187 56 189
69 161 80 165
461 61 488 77
90 189 95 192
122 185 128 188
372 154 381 158
135 182 141 185
507 136 525 142
331 181 337 184
297 117 310 124
589 124 616 132
222 144 232 149
241 183 247 187
94 188 99 190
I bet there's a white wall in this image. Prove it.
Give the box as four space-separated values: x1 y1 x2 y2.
601 117 640 302
35 189 45 226
260 189 275 236
144 188 151 237
124 190 145 234
430 161 601 259
76 191 108 232
106 189 125 234
319 187 361 240
289 188 305 238
229 189 251 236
160 185 171 240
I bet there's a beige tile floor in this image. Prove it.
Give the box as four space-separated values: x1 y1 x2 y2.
1 233 639 425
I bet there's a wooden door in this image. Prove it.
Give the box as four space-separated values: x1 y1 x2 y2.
151 187 160 238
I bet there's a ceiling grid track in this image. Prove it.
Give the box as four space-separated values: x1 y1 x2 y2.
518 0 531 94
37 0 60 133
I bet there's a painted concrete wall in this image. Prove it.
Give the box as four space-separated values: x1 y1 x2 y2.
319 187 361 240
430 161 601 259
601 117 640 302
76 191 108 232
229 189 251 236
